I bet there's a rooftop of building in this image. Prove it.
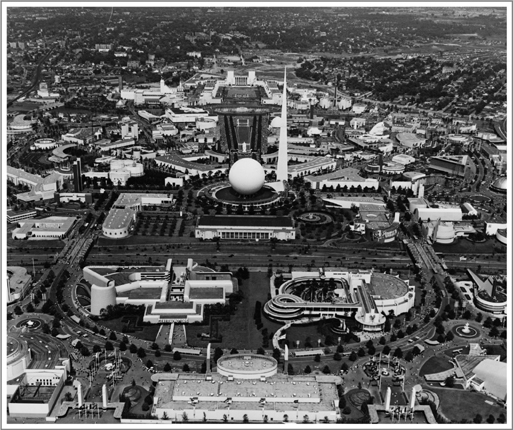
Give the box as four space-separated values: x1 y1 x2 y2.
287 157 336 173
154 373 340 412
114 192 173 207
198 215 293 228
188 287 224 300
7 166 60 185
305 167 373 183
123 287 163 300
103 207 136 230
368 273 410 300
429 154 469 166
156 153 227 172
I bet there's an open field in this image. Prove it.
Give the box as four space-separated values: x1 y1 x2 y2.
425 386 505 423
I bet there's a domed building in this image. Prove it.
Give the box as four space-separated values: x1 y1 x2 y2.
490 176 507 194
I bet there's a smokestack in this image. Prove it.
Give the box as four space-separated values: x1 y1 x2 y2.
385 386 391 411
284 344 289 374
77 382 83 408
102 384 108 408
206 343 211 373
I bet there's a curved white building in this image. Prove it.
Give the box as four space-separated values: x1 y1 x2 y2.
264 270 414 332
7 335 32 381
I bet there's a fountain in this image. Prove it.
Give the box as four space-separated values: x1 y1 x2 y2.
461 323 471 334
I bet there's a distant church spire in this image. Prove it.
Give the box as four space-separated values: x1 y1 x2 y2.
276 68 288 182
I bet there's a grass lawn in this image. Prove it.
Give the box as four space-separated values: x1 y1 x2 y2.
426 386 505 423
419 356 453 377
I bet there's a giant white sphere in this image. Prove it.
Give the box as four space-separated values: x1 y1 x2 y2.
229 158 265 195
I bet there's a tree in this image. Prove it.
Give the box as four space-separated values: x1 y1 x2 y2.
343 406 351 415
358 347 366 357
119 342 127 351
137 347 146 358
173 351 182 361
14 305 23 315
93 344 101 353
81 346 90 356
405 351 414 362
164 344 172 352
445 376 455 388
334 352 342 361
26 303 35 312
129 343 137 353
489 326 500 337
287 363 294 375
383 345 391 355
393 347 403 359
163 362 171 372
349 351 357 361
182 363 190 372
473 414 483 424
475 312 483 323
109 331 117 341
341 362 349 373
379 336 386 345
487 415 495 424
483 317 493 328
304 365 312 374
105 341 114 351
151 342 159 350
322 365 331 374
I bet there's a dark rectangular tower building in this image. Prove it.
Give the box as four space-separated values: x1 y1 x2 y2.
73 158 83 192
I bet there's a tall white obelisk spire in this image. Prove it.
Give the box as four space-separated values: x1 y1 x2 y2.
276 68 288 182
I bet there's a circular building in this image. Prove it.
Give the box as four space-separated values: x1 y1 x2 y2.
229 158 265 195
33 138 58 150
490 176 507 194
216 354 278 379
7 335 31 381
433 222 456 244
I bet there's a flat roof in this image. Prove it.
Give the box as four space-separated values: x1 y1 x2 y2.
189 287 224 300
155 373 340 413
288 157 336 173
154 301 195 310
125 288 163 300
306 167 372 182
103 207 136 230
368 273 409 300
156 153 228 172
198 215 293 228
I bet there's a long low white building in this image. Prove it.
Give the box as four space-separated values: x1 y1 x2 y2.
196 215 295 241
12 216 76 240
102 193 174 238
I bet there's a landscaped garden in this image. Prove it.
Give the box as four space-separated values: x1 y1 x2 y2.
419 356 453 377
